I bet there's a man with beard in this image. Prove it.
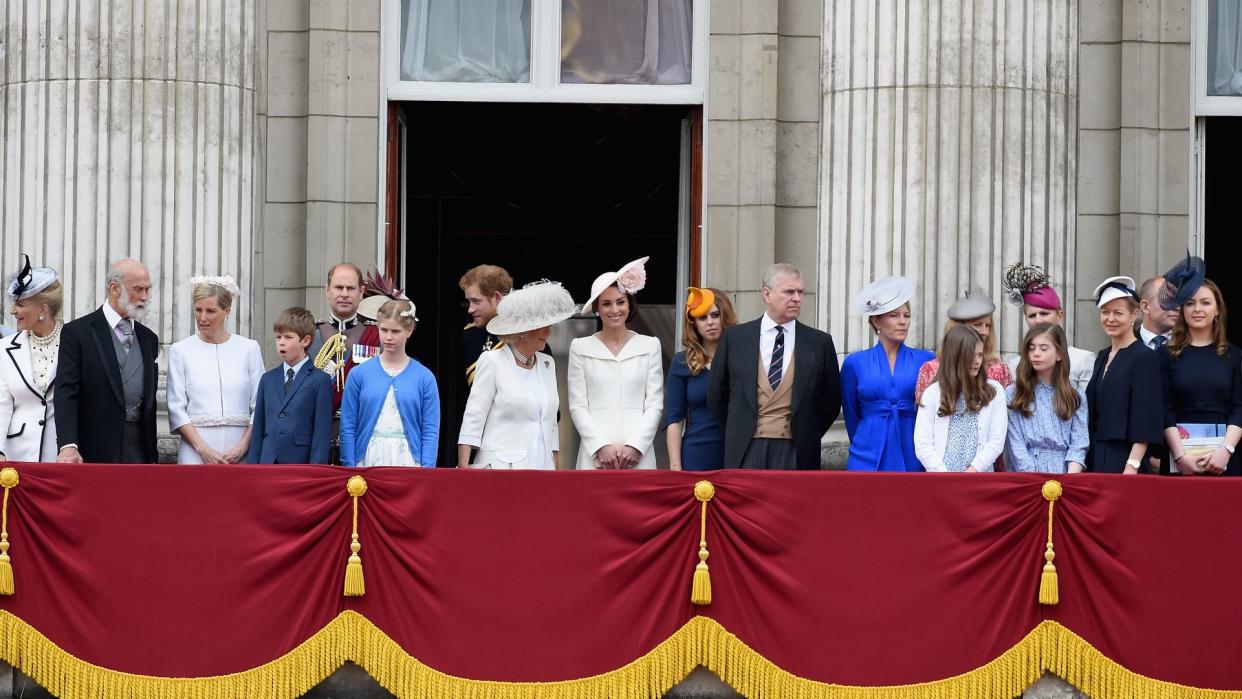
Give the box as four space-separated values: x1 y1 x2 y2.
55 258 160 463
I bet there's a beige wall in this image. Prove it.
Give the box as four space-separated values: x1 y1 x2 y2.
1075 0 1192 351
257 0 381 363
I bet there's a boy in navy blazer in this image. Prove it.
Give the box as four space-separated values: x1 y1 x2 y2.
248 307 333 464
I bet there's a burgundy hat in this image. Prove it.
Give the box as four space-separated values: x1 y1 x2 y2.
1002 263 1061 311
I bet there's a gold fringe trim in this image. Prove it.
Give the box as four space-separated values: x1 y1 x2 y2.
0 611 1240 698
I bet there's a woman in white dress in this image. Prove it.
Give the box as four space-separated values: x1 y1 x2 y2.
569 257 664 470
0 257 64 462
458 281 577 470
167 276 265 464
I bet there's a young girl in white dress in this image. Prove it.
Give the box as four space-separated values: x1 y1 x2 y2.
167 277 265 464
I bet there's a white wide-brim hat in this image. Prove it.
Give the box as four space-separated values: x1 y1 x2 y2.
358 294 414 321
854 276 915 316
487 280 578 336
580 256 649 315
1093 275 1137 308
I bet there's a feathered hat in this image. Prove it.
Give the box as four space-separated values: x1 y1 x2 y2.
1158 252 1207 311
1002 262 1061 310
487 280 578 336
6 255 58 301
357 270 414 320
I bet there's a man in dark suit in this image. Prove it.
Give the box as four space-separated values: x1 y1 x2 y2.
55 258 159 463
248 307 334 464
708 263 841 470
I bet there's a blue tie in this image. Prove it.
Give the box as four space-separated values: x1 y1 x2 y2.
768 326 785 389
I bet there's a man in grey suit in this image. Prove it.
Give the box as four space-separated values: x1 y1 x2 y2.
707 263 841 470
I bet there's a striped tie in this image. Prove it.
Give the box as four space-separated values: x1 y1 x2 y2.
768 326 784 389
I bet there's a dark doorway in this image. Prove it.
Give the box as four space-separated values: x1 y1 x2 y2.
396 102 693 464
1204 117 1242 348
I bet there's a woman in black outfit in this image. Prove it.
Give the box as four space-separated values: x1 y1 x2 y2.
1085 276 1164 473
1157 256 1242 476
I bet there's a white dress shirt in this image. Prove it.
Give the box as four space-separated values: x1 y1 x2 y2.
1137 325 1169 350
759 313 796 380
101 302 129 342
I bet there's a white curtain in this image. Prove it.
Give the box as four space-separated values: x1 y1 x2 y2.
561 0 692 85
1212 0 1242 95
401 0 531 83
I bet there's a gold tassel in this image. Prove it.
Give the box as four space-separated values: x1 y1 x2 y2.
0 467 19 596
343 475 368 597
691 480 715 606
1039 480 1062 606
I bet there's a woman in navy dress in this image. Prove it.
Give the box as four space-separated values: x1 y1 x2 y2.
1155 257 1242 476
664 287 737 471
1085 276 1164 474
841 276 935 471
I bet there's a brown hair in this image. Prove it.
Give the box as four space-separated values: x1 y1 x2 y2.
274 307 316 339
15 280 63 320
458 264 513 298
683 288 738 375
1167 278 1229 360
325 262 364 287
935 325 996 417
941 316 998 363
376 298 417 331
1009 323 1081 421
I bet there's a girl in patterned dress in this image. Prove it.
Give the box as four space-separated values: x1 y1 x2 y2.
1005 323 1088 474
914 325 1008 472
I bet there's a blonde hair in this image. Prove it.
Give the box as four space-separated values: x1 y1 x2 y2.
16 280 63 319
192 281 234 311
682 288 737 375
376 298 417 330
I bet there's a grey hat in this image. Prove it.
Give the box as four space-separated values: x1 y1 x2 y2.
946 289 996 321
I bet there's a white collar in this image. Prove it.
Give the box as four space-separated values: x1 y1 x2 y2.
284 356 310 374
761 313 796 334
101 302 126 329
1138 325 1168 345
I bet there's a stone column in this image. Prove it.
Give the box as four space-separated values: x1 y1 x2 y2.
0 0 258 343
820 0 1078 355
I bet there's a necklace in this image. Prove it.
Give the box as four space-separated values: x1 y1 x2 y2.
29 321 62 348
511 345 535 368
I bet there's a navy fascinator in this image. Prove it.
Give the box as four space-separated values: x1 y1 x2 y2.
1158 252 1206 311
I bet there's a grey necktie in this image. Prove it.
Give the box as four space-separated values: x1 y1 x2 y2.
1152 335 1168 350
117 318 134 352
284 367 295 392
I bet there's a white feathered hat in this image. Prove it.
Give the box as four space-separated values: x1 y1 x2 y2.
486 280 578 336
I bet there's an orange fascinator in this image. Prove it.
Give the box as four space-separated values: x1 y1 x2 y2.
686 287 716 318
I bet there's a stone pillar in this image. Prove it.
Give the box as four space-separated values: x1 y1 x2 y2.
820 0 1078 355
0 0 258 344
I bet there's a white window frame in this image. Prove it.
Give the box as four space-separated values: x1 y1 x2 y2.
1194 0 1242 116
382 0 708 105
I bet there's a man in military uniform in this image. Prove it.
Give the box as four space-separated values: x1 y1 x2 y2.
458 264 514 387
308 262 379 463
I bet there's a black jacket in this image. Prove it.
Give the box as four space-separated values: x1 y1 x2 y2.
707 318 841 469
54 308 160 463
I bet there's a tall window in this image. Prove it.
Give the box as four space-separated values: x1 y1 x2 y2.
389 0 704 103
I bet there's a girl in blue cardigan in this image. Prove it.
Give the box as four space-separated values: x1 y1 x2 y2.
339 299 440 466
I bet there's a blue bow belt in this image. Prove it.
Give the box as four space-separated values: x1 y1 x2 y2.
860 399 917 420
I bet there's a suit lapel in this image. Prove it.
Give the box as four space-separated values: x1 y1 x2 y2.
740 320 761 409
89 310 126 407
3 333 42 401
279 363 313 412
791 322 816 413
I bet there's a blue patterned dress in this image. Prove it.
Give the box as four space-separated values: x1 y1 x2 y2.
1004 384 1088 474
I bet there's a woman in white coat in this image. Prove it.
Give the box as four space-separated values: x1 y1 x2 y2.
457 281 577 469
915 325 1008 472
0 258 64 462
569 257 664 470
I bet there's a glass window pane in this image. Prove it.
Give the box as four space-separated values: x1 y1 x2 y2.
400 0 531 83
1209 0 1242 96
561 0 693 85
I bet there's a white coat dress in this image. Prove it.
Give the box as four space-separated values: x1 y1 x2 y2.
567 332 663 470
0 330 59 462
458 347 560 469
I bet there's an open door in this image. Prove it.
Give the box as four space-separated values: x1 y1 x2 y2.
384 103 406 280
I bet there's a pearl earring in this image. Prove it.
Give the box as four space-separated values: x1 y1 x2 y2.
38 314 45 322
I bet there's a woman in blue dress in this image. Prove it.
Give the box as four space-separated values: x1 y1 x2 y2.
841 276 935 471
664 287 737 470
